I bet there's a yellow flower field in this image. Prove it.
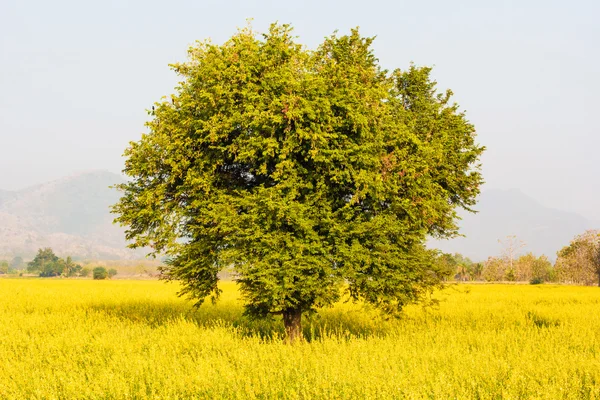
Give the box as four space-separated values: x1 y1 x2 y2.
0 279 599 399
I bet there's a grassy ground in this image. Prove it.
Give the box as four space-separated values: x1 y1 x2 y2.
0 279 599 399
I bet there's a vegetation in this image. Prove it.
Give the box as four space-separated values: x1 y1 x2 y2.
481 253 553 283
0 260 11 274
435 252 482 281
26 248 83 277
556 230 600 286
113 24 484 340
93 267 109 280
0 279 599 399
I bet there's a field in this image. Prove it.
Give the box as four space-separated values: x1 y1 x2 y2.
1 280 599 399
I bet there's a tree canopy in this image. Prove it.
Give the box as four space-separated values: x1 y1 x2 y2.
28 248 60 277
113 24 484 340
556 230 600 286
27 248 83 278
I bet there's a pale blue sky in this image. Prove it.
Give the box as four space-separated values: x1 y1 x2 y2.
1 0 598 218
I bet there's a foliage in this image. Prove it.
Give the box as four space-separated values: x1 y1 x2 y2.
505 268 516 282
482 245 553 283
113 23 484 339
93 267 108 280
26 249 83 278
1 280 600 398
482 257 505 282
516 253 553 283
80 267 91 278
108 268 118 279
63 257 83 277
555 230 600 286
471 262 484 281
27 248 62 277
0 260 9 274
434 253 477 281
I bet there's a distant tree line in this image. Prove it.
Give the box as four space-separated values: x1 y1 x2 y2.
26 248 87 277
0 248 118 279
0 256 25 275
437 229 600 286
3 230 599 287
93 266 117 280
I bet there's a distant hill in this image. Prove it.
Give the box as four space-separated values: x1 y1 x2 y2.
0 189 16 204
432 189 597 262
1 174 594 262
0 171 145 260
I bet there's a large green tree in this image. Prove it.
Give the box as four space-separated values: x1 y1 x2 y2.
113 24 484 341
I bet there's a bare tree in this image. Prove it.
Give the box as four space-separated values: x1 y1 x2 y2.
498 235 526 281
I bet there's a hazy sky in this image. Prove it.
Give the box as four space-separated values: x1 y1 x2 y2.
1 0 598 218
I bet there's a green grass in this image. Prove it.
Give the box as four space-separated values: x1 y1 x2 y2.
1 279 599 399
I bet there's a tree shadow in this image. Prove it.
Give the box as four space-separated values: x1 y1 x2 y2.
86 299 396 341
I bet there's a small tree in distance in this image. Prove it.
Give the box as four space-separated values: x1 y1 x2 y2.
498 235 526 281
93 267 108 280
80 267 91 278
112 24 484 341
62 256 82 277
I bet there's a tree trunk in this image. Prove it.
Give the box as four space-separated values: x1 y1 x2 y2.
283 308 302 343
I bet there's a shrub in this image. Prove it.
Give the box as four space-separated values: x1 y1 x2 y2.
80 268 91 277
108 268 117 279
93 267 108 280
530 277 544 285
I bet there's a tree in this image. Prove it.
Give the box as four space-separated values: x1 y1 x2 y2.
530 255 553 284
27 248 63 277
0 260 8 274
62 257 82 277
498 235 526 281
482 257 505 282
452 253 475 281
435 253 474 281
80 267 91 278
515 253 535 282
471 262 484 281
108 268 118 279
515 253 553 283
113 24 484 341
555 230 600 286
93 267 108 280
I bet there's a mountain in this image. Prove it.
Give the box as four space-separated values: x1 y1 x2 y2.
2 174 594 262
0 189 16 205
0 171 145 260
431 189 597 262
